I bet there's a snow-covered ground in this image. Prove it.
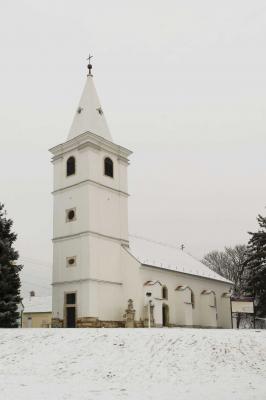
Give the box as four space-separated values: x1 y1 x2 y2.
0 329 265 400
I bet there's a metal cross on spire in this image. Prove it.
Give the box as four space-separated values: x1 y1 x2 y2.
87 54 93 76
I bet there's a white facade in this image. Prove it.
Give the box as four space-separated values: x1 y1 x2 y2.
50 68 232 328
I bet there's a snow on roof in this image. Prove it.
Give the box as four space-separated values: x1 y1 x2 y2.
23 296 52 314
128 236 232 284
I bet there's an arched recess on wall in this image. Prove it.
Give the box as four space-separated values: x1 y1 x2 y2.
201 290 217 307
143 280 162 296
176 285 195 308
104 157 113 177
66 156 75 176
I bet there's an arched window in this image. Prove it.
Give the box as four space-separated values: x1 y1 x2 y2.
162 286 168 300
104 157 113 178
66 156 75 176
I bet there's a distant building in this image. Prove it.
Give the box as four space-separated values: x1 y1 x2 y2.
22 294 52 328
50 62 233 329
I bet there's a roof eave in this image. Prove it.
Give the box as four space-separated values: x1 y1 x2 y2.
140 263 233 285
49 131 132 159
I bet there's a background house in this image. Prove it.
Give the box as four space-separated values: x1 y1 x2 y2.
22 292 52 328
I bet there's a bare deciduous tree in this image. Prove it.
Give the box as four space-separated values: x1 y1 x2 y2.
202 245 249 296
202 245 250 328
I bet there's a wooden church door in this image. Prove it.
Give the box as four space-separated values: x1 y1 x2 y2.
65 293 76 328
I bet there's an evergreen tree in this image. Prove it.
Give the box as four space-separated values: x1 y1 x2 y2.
0 203 22 327
245 215 266 317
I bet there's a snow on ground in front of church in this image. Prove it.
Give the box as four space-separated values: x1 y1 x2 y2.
0 329 265 400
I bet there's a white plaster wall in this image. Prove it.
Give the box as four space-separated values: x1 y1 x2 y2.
88 236 124 282
153 299 163 326
53 184 128 241
200 294 217 328
220 297 232 328
184 303 193 326
175 290 193 326
53 185 90 239
52 138 130 323
53 271 125 321
98 282 124 320
52 281 83 320
139 265 232 328
52 243 232 327
121 247 143 321
119 249 232 328
53 235 125 318
88 185 128 240
53 146 128 194
53 236 90 283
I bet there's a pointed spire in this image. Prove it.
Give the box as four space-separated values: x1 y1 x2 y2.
67 58 112 142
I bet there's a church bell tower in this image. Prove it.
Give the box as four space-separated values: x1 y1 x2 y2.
50 60 132 327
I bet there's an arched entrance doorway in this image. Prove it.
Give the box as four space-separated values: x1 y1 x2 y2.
162 304 169 327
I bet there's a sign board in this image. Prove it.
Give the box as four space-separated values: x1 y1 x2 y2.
231 300 254 314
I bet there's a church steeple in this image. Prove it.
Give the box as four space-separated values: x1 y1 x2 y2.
68 59 112 142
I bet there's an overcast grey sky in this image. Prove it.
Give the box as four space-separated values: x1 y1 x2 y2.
0 0 265 295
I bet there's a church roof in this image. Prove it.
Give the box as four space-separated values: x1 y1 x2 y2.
128 236 232 284
68 73 112 142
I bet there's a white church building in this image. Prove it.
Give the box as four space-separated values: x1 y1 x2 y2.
50 62 232 329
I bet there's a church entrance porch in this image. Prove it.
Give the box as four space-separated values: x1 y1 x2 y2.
162 304 169 327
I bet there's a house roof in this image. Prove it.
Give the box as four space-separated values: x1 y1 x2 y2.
23 296 52 314
128 236 232 284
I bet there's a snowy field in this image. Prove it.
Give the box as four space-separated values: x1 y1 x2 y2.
0 329 265 400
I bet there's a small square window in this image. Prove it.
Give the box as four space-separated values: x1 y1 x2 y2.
66 256 76 267
66 208 76 222
66 293 76 305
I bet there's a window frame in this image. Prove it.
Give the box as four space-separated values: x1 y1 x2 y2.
66 256 77 268
104 157 114 178
64 291 77 328
66 156 76 177
66 208 76 222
